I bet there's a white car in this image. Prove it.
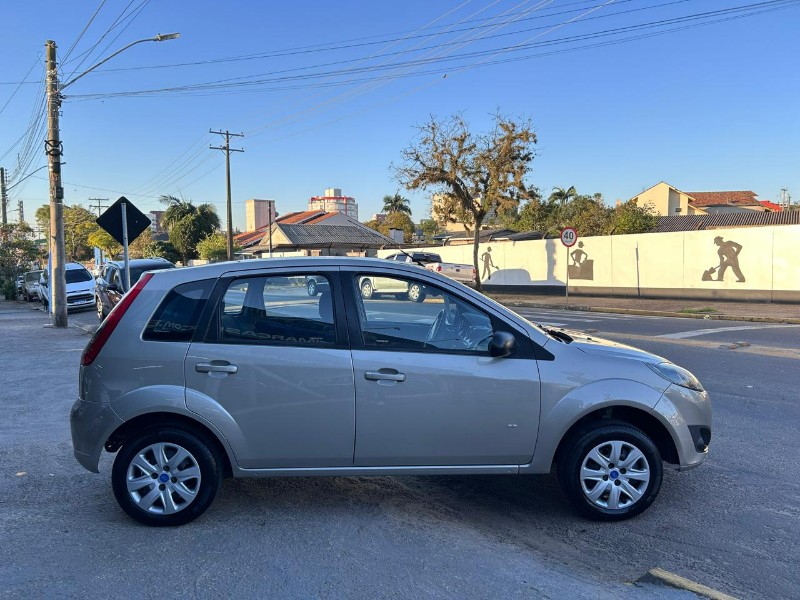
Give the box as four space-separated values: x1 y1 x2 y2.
40 262 96 312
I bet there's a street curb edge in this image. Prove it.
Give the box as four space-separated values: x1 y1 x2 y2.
635 568 739 600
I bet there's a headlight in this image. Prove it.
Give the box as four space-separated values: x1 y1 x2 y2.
646 361 704 392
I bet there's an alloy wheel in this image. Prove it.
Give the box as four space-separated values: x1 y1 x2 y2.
579 440 650 510
125 442 202 516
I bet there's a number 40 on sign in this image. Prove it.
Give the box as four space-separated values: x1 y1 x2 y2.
560 227 578 247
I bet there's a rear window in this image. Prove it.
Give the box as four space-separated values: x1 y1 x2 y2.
130 264 174 284
143 279 214 342
65 268 93 284
25 271 42 282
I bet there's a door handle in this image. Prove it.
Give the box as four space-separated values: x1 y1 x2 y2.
365 369 406 382
195 361 238 374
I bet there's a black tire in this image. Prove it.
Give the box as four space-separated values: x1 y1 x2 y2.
557 422 662 521
307 279 318 296
360 279 373 299
112 428 223 526
96 296 106 321
408 283 426 303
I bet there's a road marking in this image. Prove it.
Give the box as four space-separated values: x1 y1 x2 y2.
658 324 800 339
636 568 739 600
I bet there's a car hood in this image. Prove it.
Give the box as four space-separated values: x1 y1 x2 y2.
66 282 95 294
549 328 665 363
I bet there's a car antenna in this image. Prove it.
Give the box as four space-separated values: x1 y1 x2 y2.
385 239 426 268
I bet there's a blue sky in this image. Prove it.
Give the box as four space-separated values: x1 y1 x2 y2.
1 0 798 231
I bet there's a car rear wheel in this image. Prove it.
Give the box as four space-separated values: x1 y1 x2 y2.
408 283 426 303
111 428 223 526
360 279 373 299
557 422 662 521
307 279 318 296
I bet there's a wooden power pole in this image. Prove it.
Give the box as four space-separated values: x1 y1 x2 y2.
210 130 244 261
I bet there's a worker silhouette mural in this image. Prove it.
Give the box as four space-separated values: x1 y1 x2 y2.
567 241 594 280
702 236 746 282
481 247 499 280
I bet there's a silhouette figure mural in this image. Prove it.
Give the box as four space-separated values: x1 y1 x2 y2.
481 247 499 280
567 241 594 280
702 237 746 282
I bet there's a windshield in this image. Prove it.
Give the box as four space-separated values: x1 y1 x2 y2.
25 271 42 282
130 264 174 284
65 269 93 284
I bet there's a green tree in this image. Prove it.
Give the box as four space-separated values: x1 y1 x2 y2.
197 232 241 261
382 192 412 216
380 212 415 243
0 222 38 296
158 195 220 264
396 113 537 290
128 228 154 259
87 229 121 260
419 218 441 242
609 199 659 234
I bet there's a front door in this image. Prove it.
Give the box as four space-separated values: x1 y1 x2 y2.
184 270 355 469
345 272 541 467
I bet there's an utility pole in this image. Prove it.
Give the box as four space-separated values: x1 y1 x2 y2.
0 167 7 224
89 198 109 265
45 40 68 327
18 199 24 223
210 129 244 261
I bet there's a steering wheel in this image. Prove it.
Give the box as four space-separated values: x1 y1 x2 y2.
425 296 462 347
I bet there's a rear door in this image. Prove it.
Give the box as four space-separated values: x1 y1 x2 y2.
184 268 355 469
343 270 541 467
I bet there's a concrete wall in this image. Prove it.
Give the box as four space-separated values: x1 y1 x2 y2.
379 224 800 302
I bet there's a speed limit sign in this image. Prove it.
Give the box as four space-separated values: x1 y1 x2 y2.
560 227 578 247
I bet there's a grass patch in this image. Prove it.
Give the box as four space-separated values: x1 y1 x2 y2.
679 306 719 314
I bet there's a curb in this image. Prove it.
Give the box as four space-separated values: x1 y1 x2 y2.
491 300 800 324
636 568 739 600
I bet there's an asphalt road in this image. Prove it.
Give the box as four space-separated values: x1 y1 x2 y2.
4 299 799 599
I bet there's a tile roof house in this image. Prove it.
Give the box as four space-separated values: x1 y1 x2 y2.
234 210 393 257
630 182 771 216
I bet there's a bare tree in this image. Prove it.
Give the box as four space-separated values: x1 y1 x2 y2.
395 113 537 290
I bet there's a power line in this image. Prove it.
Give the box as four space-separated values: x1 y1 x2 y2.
61 0 109 64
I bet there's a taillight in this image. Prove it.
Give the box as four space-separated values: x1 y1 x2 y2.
81 272 154 367
436 265 442 272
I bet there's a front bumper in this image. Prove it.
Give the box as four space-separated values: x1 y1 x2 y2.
653 384 712 471
70 399 124 473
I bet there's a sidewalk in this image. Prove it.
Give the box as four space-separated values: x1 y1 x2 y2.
487 292 800 324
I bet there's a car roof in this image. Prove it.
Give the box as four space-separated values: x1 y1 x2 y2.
65 262 91 270
106 258 175 268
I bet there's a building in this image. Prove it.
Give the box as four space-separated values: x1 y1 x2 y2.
652 211 800 232
308 188 358 220
630 182 770 216
234 210 391 258
371 213 387 224
245 199 277 231
431 193 499 233
147 211 168 241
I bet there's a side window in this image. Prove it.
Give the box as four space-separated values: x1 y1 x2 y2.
143 279 214 342
354 274 494 353
216 274 336 346
111 268 123 288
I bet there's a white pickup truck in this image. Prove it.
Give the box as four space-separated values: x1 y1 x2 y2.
384 252 475 284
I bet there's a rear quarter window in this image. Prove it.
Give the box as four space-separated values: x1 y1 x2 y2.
143 279 214 342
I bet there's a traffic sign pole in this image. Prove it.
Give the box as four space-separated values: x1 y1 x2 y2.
121 202 130 291
560 227 579 308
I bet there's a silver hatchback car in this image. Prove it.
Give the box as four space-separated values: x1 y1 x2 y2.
71 257 711 526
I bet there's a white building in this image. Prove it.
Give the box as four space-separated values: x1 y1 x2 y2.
245 199 277 232
308 188 358 220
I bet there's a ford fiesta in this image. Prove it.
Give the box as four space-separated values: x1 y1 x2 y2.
71 257 711 526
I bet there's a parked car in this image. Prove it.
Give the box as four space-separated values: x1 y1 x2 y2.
22 270 43 301
385 252 476 284
40 262 96 312
95 258 176 321
71 257 711 526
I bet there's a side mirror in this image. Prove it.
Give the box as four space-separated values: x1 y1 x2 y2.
488 331 516 358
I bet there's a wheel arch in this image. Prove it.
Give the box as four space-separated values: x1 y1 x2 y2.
105 412 234 478
553 405 679 468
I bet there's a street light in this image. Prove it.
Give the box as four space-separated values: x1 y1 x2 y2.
45 33 179 327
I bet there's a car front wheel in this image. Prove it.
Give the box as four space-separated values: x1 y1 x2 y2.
557 422 662 521
96 297 106 321
111 428 223 526
360 280 373 299
307 279 318 296
408 283 426 303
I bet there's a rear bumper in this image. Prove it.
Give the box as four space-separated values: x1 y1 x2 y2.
70 399 124 473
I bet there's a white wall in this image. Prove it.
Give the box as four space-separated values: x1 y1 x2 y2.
380 225 800 299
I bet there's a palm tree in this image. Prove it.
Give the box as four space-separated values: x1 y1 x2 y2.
382 192 412 216
158 195 220 264
549 186 577 206
159 195 197 231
